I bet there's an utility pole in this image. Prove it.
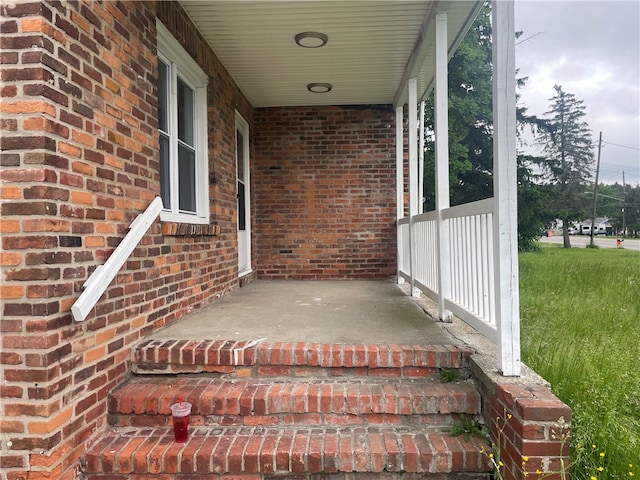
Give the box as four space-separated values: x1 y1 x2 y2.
590 131 602 247
622 170 626 237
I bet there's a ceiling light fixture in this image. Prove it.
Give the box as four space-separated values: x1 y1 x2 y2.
295 31 328 48
307 83 332 94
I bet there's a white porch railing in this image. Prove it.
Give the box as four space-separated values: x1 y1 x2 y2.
399 199 498 341
71 196 163 322
398 211 438 298
395 2 519 375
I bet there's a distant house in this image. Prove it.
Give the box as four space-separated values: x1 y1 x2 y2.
575 217 613 235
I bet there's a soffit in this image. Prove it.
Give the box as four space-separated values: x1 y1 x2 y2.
179 1 481 107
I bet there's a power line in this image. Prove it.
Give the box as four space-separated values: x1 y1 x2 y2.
602 141 640 151
515 31 545 46
596 193 624 202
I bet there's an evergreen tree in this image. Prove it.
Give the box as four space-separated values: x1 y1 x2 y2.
626 184 640 236
535 85 594 247
516 156 556 251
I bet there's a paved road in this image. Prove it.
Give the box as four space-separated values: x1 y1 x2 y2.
539 235 640 251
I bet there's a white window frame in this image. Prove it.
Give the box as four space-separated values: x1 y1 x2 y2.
157 21 209 224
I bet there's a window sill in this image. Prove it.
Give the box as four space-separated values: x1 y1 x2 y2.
161 222 219 236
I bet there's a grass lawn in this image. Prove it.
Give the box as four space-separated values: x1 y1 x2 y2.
519 246 640 479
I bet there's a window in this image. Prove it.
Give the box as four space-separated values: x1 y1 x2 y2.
157 21 209 224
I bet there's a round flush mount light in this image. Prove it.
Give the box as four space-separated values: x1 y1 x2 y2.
307 82 332 93
295 31 329 48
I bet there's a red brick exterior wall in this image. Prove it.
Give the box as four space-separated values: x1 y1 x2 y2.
253 106 397 279
0 2 250 478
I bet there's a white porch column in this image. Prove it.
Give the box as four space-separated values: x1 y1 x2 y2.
396 105 405 284
419 100 425 214
492 0 521 376
434 12 451 321
408 77 420 297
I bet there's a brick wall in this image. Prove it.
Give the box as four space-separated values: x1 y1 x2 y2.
0 2 250 478
472 357 572 480
253 106 397 279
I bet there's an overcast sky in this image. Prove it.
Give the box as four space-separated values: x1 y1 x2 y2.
514 0 640 185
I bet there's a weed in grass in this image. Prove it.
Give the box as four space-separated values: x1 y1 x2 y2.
519 247 640 479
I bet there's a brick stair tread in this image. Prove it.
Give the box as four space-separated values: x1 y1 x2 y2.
109 377 480 418
132 340 474 375
85 425 491 475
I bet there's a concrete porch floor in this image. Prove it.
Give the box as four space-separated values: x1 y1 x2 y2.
150 279 457 345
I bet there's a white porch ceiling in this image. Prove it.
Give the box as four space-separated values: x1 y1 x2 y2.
179 1 481 108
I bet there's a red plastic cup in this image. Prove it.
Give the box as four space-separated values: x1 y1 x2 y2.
170 402 191 443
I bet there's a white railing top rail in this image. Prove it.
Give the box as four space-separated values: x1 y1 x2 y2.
398 210 438 226
400 200 492 226
442 198 493 219
414 210 438 223
71 196 163 322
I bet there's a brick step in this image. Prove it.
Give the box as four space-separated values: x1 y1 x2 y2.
108 377 481 428
84 425 491 478
94 341 490 478
132 340 474 378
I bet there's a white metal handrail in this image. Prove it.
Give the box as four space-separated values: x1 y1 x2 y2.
71 197 163 322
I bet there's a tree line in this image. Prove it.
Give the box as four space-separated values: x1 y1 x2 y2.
421 3 639 249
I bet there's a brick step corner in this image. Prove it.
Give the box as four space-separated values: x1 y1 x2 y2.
84 425 492 477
